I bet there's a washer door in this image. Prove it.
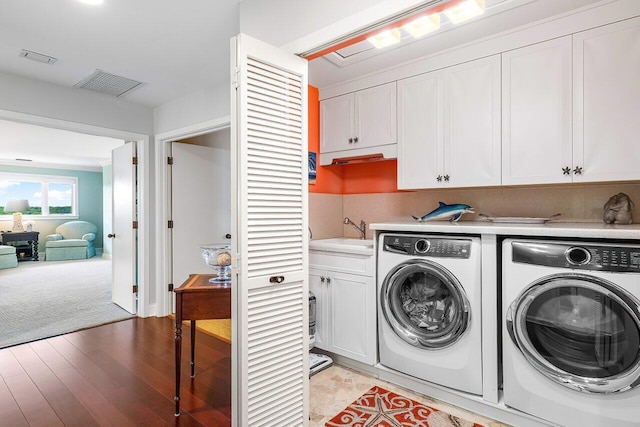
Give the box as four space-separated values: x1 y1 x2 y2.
381 259 470 349
507 273 640 393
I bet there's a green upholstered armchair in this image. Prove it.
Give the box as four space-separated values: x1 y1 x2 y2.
45 221 98 261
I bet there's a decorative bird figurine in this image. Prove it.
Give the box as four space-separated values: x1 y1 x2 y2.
412 202 474 222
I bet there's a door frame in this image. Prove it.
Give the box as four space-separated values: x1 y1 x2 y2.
0 108 151 316
154 116 230 317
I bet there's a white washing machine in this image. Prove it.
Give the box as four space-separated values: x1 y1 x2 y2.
502 238 640 427
377 233 482 395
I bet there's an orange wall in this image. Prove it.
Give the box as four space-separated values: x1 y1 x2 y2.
308 85 401 195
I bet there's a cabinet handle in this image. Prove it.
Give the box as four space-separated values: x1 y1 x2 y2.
320 276 325 283
107 233 116 238
573 166 583 175
326 277 331 284
436 175 442 182
444 174 450 182
562 166 571 175
348 138 353 143
269 275 285 284
353 137 358 143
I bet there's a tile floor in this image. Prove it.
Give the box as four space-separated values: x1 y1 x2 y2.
309 364 510 427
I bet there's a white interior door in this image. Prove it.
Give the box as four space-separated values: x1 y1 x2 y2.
171 142 231 286
111 142 136 314
231 33 308 426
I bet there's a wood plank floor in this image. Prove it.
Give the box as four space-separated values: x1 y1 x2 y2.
0 317 231 426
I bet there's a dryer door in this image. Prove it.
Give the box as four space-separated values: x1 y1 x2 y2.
507 273 640 393
381 259 470 349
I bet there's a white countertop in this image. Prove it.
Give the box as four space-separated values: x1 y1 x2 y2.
370 221 640 240
309 237 374 256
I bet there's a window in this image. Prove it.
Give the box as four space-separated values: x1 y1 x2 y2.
0 173 78 218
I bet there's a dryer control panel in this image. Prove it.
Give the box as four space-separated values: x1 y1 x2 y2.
512 241 640 272
383 235 471 258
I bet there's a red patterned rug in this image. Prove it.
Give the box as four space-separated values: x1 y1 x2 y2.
325 386 483 427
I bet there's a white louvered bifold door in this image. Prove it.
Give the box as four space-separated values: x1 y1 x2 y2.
231 34 309 427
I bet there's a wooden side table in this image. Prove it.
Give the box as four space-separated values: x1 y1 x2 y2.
0 231 39 261
173 274 231 416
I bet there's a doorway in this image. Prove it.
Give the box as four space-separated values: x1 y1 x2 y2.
0 108 150 317
154 117 231 317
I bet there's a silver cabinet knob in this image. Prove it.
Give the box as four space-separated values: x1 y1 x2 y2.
562 166 571 175
573 166 583 175
444 174 450 182
436 175 442 182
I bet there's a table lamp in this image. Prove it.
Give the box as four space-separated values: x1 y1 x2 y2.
4 199 30 232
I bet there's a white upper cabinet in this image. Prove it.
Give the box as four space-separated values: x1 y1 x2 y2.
320 94 353 154
320 82 396 165
398 55 501 189
573 16 640 183
397 70 443 189
502 36 573 185
444 55 501 188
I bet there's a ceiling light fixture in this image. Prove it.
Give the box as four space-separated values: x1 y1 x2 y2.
77 0 104 5
443 0 485 24
402 14 441 38
367 28 402 49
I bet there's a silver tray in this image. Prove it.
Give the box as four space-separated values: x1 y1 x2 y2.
478 213 561 224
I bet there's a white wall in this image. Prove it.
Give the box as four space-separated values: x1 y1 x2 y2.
0 71 153 135
152 0 422 134
153 82 230 134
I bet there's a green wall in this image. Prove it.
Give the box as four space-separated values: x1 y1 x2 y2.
0 165 104 252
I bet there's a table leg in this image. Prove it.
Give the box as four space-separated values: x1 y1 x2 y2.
32 240 38 261
190 320 196 378
174 319 182 416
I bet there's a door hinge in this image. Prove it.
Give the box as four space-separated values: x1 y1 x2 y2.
132 156 138 165
168 156 173 165
168 220 174 229
168 283 174 292
132 220 138 229
232 67 240 89
133 285 138 293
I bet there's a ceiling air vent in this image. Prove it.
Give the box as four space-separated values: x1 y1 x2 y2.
20 49 57 64
74 69 144 97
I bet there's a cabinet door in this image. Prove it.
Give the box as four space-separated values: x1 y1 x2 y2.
355 82 397 150
573 17 640 183
327 270 375 364
502 37 573 185
444 55 501 188
309 267 327 350
320 93 353 153
397 70 444 189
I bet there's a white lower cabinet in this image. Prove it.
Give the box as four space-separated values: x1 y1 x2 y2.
309 250 376 365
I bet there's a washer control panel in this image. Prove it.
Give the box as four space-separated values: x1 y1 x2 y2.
383 235 471 258
512 241 640 272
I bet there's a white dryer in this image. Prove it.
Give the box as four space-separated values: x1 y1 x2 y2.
377 233 482 395
502 238 640 427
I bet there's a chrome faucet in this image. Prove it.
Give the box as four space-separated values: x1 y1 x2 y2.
344 217 366 240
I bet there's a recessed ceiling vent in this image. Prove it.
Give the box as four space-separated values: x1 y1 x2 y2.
74 69 144 97
20 49 57 64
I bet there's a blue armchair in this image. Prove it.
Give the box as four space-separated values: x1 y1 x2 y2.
45 221 98 261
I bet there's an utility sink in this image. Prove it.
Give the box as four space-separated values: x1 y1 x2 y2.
309 237 374 255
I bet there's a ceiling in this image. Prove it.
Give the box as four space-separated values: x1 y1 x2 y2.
0 119 123 170
0 0 602 169
0 0 240 108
